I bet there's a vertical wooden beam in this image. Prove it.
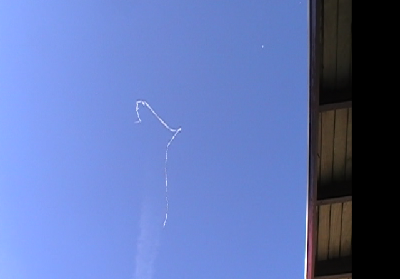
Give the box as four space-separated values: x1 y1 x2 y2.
345 108 352 180
307 89 320 279
317 204 331 261
340 201 352 256
332 108 348 183
320 110 335 186
328 203 342 258
318 114 322 185
306 0 322 278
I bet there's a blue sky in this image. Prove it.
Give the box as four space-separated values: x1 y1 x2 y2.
0 1 308 278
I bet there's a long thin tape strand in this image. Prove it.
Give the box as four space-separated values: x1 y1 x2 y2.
135 100 181 227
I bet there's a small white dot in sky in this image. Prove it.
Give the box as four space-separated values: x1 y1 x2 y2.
261 45 264 48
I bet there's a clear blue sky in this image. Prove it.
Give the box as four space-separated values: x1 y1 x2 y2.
0 1 308 278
